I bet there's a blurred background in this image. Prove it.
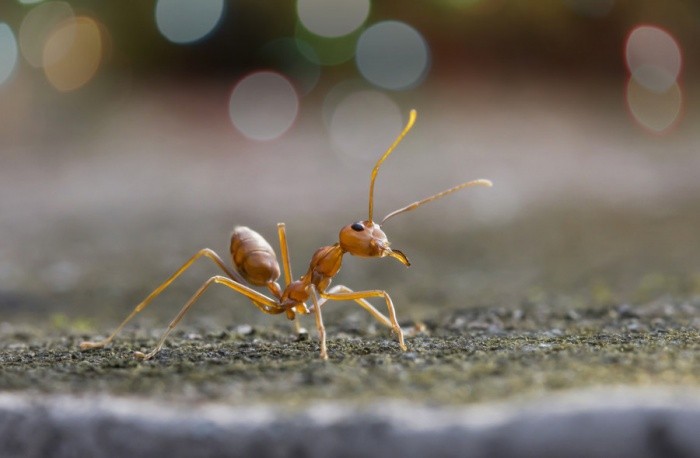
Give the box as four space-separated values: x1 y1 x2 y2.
0 0 699 332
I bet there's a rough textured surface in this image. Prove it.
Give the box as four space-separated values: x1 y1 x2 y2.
1 304 699 407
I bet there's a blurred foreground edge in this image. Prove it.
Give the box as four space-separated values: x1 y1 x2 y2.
0 388 699 458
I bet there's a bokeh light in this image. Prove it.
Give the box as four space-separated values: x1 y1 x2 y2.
155 0 225 44
625 25 681 93
229 71 299 141
356 21 430 90
296 0 370 38
260 38 320 95
626 77 682 134
19 1 74 68
0 24 19 87
295 21 359 66
321 79 368 129
17 0 45 4
327 89 402 163
43 16 103 92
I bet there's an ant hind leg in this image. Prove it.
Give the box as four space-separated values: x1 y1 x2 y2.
80 248 242 351
133 275 283 360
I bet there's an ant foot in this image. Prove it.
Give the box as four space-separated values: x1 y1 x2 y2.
79 341 103 351
133 351 149 360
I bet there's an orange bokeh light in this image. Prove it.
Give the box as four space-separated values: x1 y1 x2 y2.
43 16 103 92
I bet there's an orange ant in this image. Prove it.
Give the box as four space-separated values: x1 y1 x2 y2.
80 109 492 360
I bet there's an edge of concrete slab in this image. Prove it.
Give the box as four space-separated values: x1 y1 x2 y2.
1 387 700 458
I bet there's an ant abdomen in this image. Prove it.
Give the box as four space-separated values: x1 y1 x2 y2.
230 226 281 287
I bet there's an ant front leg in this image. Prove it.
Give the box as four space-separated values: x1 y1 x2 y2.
319 288 407 352
319 285 393 329
308 285 327 360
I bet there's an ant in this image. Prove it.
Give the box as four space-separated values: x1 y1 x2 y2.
80 109 492 360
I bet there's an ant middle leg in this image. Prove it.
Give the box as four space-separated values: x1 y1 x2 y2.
277 223 306 336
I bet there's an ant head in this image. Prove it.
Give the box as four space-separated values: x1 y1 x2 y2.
348 108 491 268
339 220 410 266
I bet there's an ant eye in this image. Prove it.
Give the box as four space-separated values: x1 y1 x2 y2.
351 222 364 232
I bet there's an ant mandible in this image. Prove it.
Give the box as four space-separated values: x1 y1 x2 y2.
80 109 492 360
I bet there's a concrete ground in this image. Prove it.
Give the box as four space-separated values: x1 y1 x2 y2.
1 78 700 456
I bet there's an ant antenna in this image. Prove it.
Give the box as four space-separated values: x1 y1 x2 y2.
368 109 417 223
380 179 493 225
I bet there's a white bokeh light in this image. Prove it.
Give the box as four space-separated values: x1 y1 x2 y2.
625 25 681 93
19 1 74 68
328 90 402 163
356 21 430 90
0 24 18 86
297 0 370 38
155 0 225 44
321 79 368 129
229 71 299 141
626 77 682 134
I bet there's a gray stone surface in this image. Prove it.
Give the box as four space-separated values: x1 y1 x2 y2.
1 389 700 457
